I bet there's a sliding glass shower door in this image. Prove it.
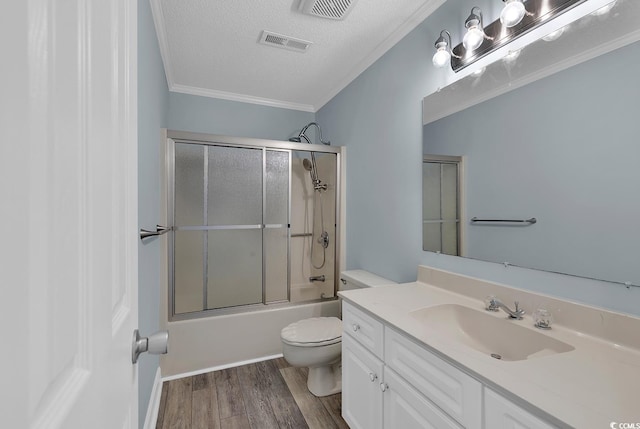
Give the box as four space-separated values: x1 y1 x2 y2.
172 142 290 315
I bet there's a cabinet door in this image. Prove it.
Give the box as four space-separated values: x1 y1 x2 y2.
342 334 384 429
385 327 482 428
485 388 557 429
383 368 462 429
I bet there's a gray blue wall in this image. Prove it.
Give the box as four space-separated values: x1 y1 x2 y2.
317 4 640 316
168 92 314 141
138 0 168 426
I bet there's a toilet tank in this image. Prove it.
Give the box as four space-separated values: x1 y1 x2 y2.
339 270 397 291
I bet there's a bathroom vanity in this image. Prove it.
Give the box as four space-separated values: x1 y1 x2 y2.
340 266 640 429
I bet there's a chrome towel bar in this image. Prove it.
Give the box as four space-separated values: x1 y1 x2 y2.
470 217 537 225
140 225 172 240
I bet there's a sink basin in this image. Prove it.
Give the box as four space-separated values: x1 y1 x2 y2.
409 304 575 361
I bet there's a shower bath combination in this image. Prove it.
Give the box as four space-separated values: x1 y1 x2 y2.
290 123 331 273
167 127 339 319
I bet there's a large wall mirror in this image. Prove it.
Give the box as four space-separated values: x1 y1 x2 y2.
422 0 639 288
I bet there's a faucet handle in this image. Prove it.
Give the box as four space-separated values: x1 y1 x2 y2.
484 296 499 312
533 308 553 329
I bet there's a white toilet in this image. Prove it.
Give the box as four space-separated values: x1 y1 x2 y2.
280 270 396 397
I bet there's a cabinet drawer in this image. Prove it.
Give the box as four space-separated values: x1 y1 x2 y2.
485 388 557 429
342 301 384 358
384 327 482 429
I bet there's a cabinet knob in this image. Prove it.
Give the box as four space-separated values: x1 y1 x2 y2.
379 382 389 392
352 323 360 332
369 372 378 382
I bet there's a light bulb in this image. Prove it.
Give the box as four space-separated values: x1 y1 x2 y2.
503 49 521 63
591 0 617 16
542 26 566 41
432 48 451 67
463 26 484 51
500 0 526 28
471 67 486 77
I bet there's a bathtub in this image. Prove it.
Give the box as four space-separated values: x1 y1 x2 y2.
160 299 339 377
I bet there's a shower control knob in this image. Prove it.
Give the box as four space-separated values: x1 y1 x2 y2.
352 324 360 332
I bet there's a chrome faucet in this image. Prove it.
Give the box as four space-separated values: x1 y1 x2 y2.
485 297 525 320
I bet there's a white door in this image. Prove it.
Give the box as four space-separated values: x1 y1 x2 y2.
2 1 139 428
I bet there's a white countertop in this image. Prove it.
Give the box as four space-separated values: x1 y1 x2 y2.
339 279 640 428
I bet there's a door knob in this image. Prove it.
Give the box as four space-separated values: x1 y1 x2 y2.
132 329 169 364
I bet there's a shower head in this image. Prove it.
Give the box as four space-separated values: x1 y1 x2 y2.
302 158 313 171
303 157 318 183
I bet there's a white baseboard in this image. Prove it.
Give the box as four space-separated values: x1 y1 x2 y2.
161 353 284 382
142 368 163 429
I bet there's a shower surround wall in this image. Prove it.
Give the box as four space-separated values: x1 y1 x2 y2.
290 155 337 302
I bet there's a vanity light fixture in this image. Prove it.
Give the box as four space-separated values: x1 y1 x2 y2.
432 30 457 67
432 0 620 74
463 7 489 51
500 0 527 28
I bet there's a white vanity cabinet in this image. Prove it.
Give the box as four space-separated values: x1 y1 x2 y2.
342 301 559 429
342 302 470 429
484 388 557 429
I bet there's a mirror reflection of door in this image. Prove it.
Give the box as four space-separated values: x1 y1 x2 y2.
422 155 462 256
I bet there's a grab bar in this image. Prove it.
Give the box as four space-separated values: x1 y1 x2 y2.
291 232 313 237
470 217 537 225
140 225 172 240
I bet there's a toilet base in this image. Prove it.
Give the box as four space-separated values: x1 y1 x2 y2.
306 362 342 397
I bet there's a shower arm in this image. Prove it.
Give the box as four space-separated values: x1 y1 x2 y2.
298 122 330 146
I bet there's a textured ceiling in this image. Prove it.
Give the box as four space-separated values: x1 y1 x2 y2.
151 0 445 111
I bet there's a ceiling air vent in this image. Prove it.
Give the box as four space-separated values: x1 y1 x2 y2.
298 0 359 20
259 31 312 53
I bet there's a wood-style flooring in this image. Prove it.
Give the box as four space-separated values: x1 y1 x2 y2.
155 358 349 429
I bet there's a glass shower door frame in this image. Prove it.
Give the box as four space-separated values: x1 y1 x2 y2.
165 131 342 321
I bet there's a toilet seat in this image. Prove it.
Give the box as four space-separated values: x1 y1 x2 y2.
281 317 342 348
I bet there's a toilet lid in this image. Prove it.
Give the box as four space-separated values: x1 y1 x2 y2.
281 317 342 347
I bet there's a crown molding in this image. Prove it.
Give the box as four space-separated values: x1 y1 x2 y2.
169 84 316 112
151 0 445 114
150 0 315 113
